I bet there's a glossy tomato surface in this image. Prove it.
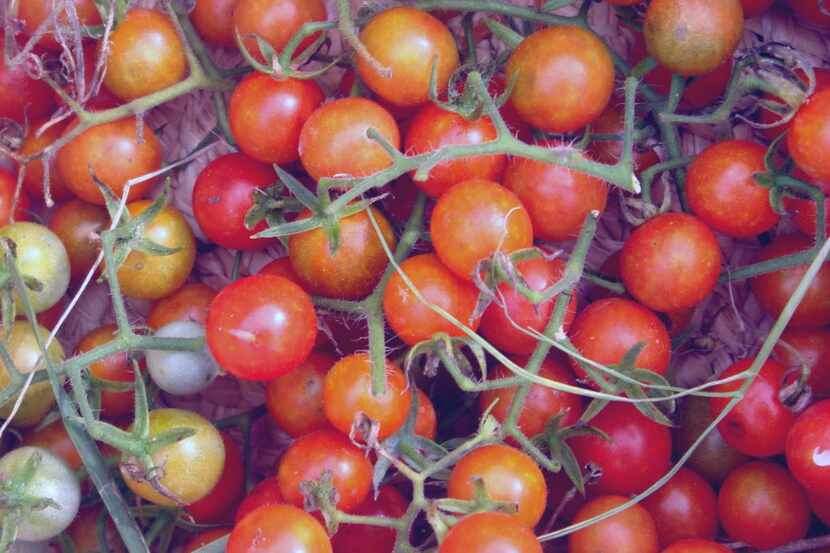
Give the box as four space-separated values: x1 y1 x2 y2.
438 511 542 553
642 468 718 547
228 504 332 553
785 399 830 491
569 495 659 553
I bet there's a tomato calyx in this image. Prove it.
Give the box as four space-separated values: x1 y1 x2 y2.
0 449 60 514
542 413 608 495
233 22 336 81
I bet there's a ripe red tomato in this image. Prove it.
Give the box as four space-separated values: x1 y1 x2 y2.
620 213 722 313
750 234 830 328
187 431 245 524
479 356 583 437
0 168 30 225
17 0 101 51
330 485 407 553
18 120 75 203
267 351 335 437
569 495 659 553
785 0 830 29
414 388 437 440
431 179 533 280
686 140 778 238
447 444 547 528
288 206 396 300
786 399 830 491
786 192 830 239
644 0 743 77
570 402 671 496
229 74 324 164
718 461 810 550
183 529 230 553
192 153 278 250
228 504 331 553
404 104 505 197
234 477 282 523
503 142 608 243
383 253 479 346
48 199 108 285
642 468 718 548
232 0 327 63
438 511 542 553
790 89 830 184
660 540 731 553
56 117 161 205
104 9 187 101
76 324 137 419
709 358 796 457
323 353 411 440
588 102 661 168
206 274 317 381
299 98 401 181
506 26 614 133
190 0 237 47
147 282 216 330
0 48 56 124
773 328 830 397
357 7 459 108
276 429 372 512
760 68 830 146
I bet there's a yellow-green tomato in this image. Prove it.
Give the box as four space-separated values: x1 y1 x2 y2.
0 222 70 313
120 408 225 507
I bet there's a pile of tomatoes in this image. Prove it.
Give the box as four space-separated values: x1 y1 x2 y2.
5 0 830 552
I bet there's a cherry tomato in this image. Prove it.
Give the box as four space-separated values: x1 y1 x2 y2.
785 0 830 29
644 0 743 77
56 117 161 205
479 257 578 355
67 507 127 553
288 206 396 300
431 179 533 280
276 429 372 512
0 48 56 124
48 199 108 285
569 495 659 553
330 485 407 553
22 420 82 471
267 351 335 437
121 408 225 507
183 529 231 553
438 511 542 553
207 274 317 381
190 0 237 47
790 89 830 184
506 26 614 133
232 0 327 63
383 253 480 345
414 388 437 440
229 73 324 164
741 0 774 17
686 140 778 238
785 193 830 238
709 357 796 457
785 399 830 493
620 213 722 313
588 102 662 168
192 153 278 250
773 328 830 397
642 468 717 548
357 7 459 108
0 167 30 225
18 120 74 203
234 477 283 523
760 68 830 147
76 324 136 419
187 431 245 524
104 9 187 101
750 234 830 328
147 282 216 330
479 356 583 437
718 461 810 550
228 504 331 553
115 201 196 300
660 540 731 553
17 0 101 51
404 104 505 197
570 402 672 496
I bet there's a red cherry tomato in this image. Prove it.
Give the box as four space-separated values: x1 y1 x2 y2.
48 199 108 285
234 477 283 524
187 431 245 524
0 47 56 124
569 495 659 553
228 504 332 553
267 351 335 438
189 0 237 47
330 486 407 553
0 168 30 225
18 120 74 203
661 540 731 553
414 388 437 440
232 0 327 64
790 89 830 183
760 68 830 146
17 0 101 52
76 324 137 419
147 282 216 330
642 468 718 548
786 399 830 491
438 511 542 553
773 328 830 397
206 274 317 381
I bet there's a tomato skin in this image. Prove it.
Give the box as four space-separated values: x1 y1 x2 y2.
17 0 101 51
22 420 82 471
229 74 324 164
773 328 830 397
790 89 830 184
718 461 809 550
479 357 583 437
234 477 283 523
192 153 278 250
67 507 127 553
503 144 608 243
448 444 547 528
383 253 479 345
785 0 830 29
506 26 614 133
620 213 722 313
431 179 534 280
751 234 830 328
786 399 830 492
569 495 659 553
183 528 231 553
404 104 505 197
686 140 778 238
759 68 830 147
709 358 796 457
116 201 196 300
232 0 327 63
644 0 743 77
479 257 577 355
187 431 246 524
570 402 672 496
786 194 830 238
277 429 372 512
76 324 136 419
414 388 437 440
147 282 216 330
740 0 774 16
207 274 317 381
588 102 662 168
323 353 411 440
18 121 74 202
661 540 731 553
299 98 401 181
190 0 237 46
330 485 407 553
267 351 335 437
357 7 459 108
56 117 161 205
290 206 395 299
439 511 542 553
0 167 30 225
0 53 56 124
48 199 108 285
228 504 332 553
642 468 717 548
